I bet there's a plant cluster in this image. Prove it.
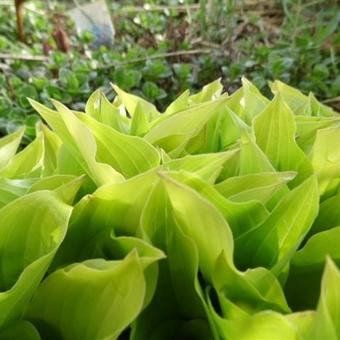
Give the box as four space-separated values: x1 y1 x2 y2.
0 78 339 339
0 0 339 142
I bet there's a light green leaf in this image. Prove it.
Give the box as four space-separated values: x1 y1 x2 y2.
215 171 294 209
133 182 210 339
226 78 269 124
0 320 41 340
295 115 340 153
293 226 340 270
270 80 308 113
167 170 269 238
285 227 340 311
37 123 62 176
76 112 160 178
184 106 241 154
112 84 160 121
0 133 44 179
145 97 229 156
160 173 234 281
0 178 34 208
29 175 84 205
52 170 159 268
130 101 150 136
189 79 223 104
239 132 275 175
29 99 124 186
27 251 147 340
286 311 315 339
0 191 72 328
306 258 340 339
164 90 189 115
311 126 340 196
0 127 25 170
271 80 336 117
235 176 319 275
210 308 298 340
28 174 77 192
162 151 237 184
253 95 313 187
297 92 336 117
313 192 340 234
85 89 130 133
213 251 290 315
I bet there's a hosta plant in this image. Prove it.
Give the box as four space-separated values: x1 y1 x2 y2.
0 78 339 340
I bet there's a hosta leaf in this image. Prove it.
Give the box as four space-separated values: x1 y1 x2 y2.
0 191 72 328
29 175 84 205
29 99 124 186
311 126 340 196
82 230 165 310
0 127 25 170
313 192 340 234
226 77 269 124
37 123 62 176
188 79 223 104
130 102 150 136
133 182 211 339
163 89 189 115
160 173 234 281
148 91 190 132
295 115 340 153
112 84 159 121
162 151 237 184
76 112 160 178
285 227 340 311
239 132 275 175
253 95 313 187
297 92 336 117
85 89 129 133
306 258 340 339
293 227 340 270
52 170 159 268
215 171 294 209
28 174 78 192
0 178 34 208
167 170 269 238
209 308 298 340
270 80 308 113
184 105 248 155
0 133 44 179
184 109 224 154
26 251 147 340
270 80 335 117
144 97 229 157
212 251 290 315
218 106 250 150
0 320 41 340
235 176 319 274
240 77 269 122
285 311 315 338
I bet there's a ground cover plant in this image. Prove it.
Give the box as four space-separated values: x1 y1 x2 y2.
0 78 339 339
1 0 339 142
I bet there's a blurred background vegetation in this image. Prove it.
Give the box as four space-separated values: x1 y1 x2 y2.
0 0 339 143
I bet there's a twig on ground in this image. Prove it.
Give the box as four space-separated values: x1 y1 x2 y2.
97 49 212 69
0 53 48 61
323 97 340 104
119 4 200 13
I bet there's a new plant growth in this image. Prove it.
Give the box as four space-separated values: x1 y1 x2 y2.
0 78 339 339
